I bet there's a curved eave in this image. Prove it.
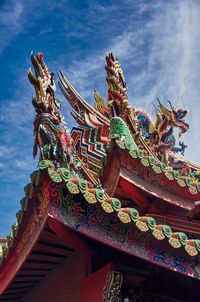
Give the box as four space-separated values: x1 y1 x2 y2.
1 166 200 298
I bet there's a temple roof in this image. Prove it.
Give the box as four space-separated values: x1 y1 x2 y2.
1 52 200 296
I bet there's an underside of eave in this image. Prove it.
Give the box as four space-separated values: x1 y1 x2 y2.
0 215 93 300
0 216 48 295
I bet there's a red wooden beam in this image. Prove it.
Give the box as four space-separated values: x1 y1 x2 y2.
119 177 149 208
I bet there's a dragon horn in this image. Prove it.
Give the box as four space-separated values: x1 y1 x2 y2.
168 100 174 111
158 100 173 119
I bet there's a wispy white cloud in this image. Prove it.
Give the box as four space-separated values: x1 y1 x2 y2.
0 146 16 157
0 0 24 55
60 31 139 102
0 1 23 25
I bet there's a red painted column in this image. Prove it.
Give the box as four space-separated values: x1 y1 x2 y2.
81 263 114 302
81 263 123 302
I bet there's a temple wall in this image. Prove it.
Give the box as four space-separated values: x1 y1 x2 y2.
20 251 86 302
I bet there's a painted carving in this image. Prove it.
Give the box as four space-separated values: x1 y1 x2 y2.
28 52 72 165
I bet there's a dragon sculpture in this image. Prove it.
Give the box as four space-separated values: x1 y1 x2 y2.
135 100 189 163
93 53 189 165
28 52 72 166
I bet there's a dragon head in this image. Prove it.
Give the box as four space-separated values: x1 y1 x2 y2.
28 52 60 116
158 100 189 137
28 52 72 163
172 108 189 137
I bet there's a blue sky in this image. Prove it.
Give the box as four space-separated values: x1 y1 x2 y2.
1 0 200 236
